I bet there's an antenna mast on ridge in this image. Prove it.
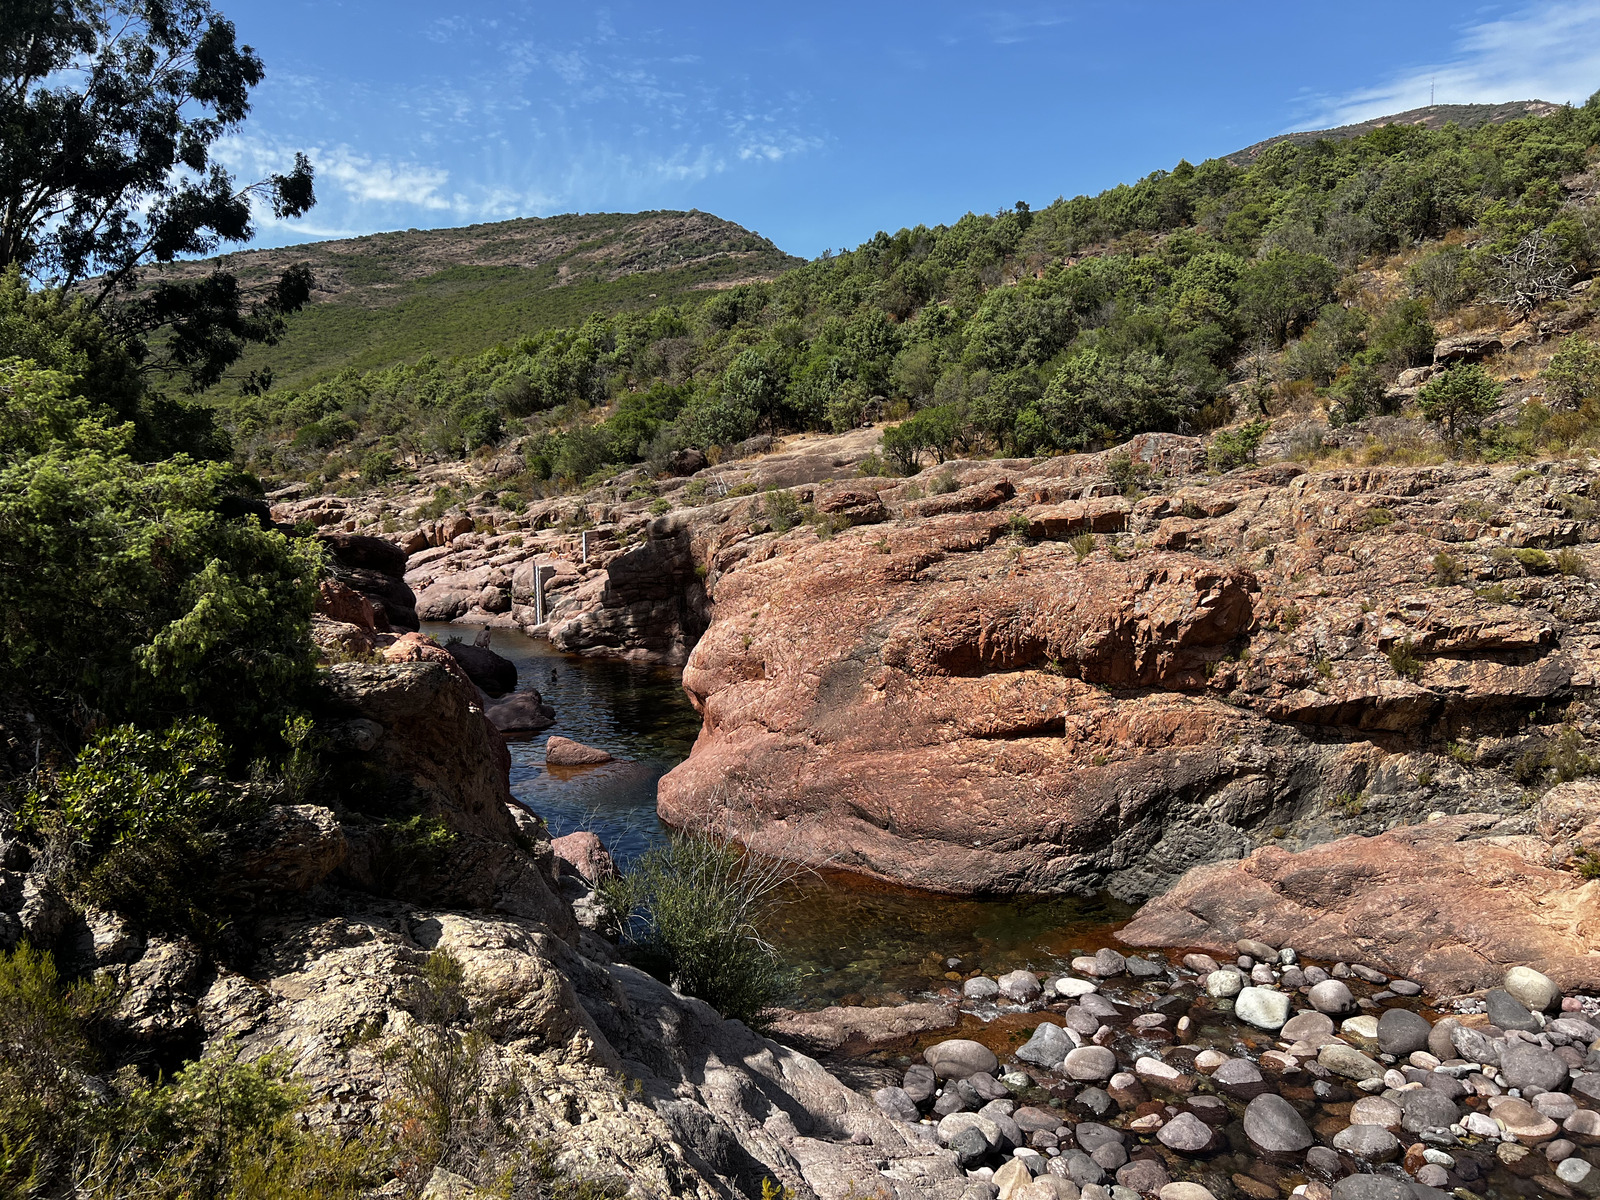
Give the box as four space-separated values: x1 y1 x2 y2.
1431 78 1435 107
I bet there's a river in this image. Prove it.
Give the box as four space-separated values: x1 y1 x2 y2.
422 622 1133 1009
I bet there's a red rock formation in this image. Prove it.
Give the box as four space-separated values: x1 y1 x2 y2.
660 449 1593 897
1118 798 1600 995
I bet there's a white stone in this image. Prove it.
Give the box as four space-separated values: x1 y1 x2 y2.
1505 966 1561 1012
1234 986 1293 1031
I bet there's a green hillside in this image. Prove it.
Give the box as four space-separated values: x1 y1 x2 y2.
217 95 1600 496
184 210 802 391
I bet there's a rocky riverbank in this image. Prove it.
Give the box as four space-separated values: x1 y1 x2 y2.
0 621 979 1199
846 936 1600 1200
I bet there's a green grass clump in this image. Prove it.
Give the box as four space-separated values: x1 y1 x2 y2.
601 836 798 1026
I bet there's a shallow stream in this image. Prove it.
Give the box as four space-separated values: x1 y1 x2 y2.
421 623 1133 1009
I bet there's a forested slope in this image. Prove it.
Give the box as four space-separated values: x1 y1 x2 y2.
217 95 1600 504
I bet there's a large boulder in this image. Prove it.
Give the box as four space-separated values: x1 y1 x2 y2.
484 690 556 733
443 642 517 695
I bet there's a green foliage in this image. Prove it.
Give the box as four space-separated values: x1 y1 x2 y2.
881 404 964 473
1418 363 1503 437
0 358 323 744
1545 335 1600 408
0 4 318 396
762 488 802 532
18 715 329 934
1556 548 1588 578
1069 532 1097 561
1207 419 1269 471
1387 637 1423 681
26 719 231 856
0 943 378 1200
208 98 1600 487
602 836 796 1025
1359 506 1397 530
1575 846 1600 881
1432 551 1463 585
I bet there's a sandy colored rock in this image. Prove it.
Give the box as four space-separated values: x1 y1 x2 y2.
546 736 614 766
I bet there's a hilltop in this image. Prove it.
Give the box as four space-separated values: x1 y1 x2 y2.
1225 98 1562 164
192 209 802 389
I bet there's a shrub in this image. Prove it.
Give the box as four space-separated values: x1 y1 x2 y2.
854 451 888 478
1387 637 1422 681
0 943 378 1200
649 498 671 516
602 835 797 1026
1515 547 1554 572
360 450 396 484
1545 335 1600 409
1069 532 1097 561
762 488 802 532
0 360 323 750
1207 419 1270 472
1432 551 1463 585
1417 363 1503 437
1359 507 1396 530
929 470 961 495
1106 452 1148 496
1557 548 1588 577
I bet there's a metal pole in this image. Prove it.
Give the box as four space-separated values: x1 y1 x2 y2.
581 530 589 564
533 557 544 626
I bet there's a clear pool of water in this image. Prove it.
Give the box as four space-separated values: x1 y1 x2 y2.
424 622 1133 1007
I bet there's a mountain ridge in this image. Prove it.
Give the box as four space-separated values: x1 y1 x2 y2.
193 209 802 389
1224 98 1562 164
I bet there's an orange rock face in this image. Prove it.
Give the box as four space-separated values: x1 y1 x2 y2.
1118 809 1600 995
659 446 1594 899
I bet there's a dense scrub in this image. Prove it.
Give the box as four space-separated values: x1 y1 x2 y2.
218 94 1600 495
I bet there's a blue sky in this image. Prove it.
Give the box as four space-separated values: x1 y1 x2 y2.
220 1 1600 259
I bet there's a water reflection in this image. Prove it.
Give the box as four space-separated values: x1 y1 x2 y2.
420 622 697 866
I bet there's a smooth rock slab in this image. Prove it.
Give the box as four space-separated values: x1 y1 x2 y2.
1349 1097 1403 1128
1234 986 1292 1030
1243 1093 1313 1152
926 1038 1000 1080
1159 1186 1218 1200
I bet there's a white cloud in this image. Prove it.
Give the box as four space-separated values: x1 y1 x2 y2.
1299 0 1600 128
319 147 452 209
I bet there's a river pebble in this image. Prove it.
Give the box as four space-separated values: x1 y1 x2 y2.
905 956 1600 1200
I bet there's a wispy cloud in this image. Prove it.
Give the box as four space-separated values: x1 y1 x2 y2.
229 10 829 247
1296 0 1600 128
